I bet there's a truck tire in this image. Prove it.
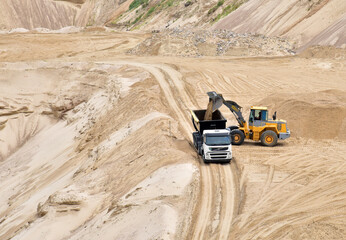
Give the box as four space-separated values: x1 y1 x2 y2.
261 130 278 147
231 129 245 145
198 146 203 156
202 153 209 164
192 132 199 150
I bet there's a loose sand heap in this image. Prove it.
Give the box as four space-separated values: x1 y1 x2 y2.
0 30 345 240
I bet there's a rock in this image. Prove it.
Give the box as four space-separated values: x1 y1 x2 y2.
185 1 193 7
37 202 49 217
48 192 83 205
127 28 295 57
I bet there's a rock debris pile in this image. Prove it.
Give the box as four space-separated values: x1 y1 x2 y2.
128 28 295 57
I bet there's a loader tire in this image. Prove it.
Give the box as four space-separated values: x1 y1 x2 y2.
231 129 245 145
261 130 278 147
228 125 239 131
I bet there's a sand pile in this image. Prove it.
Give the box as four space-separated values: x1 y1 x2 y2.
258 90 346 140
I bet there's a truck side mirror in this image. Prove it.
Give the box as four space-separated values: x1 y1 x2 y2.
249 117 254 122
273 111 277 120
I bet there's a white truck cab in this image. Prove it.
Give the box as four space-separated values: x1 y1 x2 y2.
202 129 232 163
191 109 232 164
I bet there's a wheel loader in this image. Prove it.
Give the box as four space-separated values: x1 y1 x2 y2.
207 91 290 146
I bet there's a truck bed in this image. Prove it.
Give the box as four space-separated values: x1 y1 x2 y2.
191 109 227 134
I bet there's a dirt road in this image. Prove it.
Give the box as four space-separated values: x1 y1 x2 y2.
0 30 345 239
111 61 238 239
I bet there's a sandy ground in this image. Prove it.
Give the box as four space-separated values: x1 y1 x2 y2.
0 30 345 239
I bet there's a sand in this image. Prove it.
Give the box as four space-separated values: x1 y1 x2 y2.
214 0 346 50
0 30 345 240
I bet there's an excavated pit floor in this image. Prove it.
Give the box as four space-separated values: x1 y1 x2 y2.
0 30 345 240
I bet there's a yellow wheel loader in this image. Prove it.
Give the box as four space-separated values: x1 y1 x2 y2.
207 91 290 146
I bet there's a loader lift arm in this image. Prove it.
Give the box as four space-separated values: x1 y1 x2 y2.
222 100 246 128
207 91 246 127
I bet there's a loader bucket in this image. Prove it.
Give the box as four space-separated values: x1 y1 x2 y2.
207 91 223 112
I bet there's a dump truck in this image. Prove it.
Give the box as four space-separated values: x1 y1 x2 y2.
191 109 232 163
207 91 290 146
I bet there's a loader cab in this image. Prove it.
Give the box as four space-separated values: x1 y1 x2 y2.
249 107 268 127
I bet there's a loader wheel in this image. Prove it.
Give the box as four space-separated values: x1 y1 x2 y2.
228 125 239 131
261 130 278 147
231 129 245 145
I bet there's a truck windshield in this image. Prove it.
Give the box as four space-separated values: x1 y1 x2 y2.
205 135 231 146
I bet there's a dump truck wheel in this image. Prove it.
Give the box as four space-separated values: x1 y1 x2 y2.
198 146 203 156
192 132 199 150
202 155 208 163
261 130 278 147
231 129 245 145
202 154 210 164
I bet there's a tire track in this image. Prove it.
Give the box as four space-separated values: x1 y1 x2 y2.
218 164 236 239
156 64 238 239
193 163 214 239
101 61 238 240
154 64 217 239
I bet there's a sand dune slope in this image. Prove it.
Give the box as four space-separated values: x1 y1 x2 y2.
0 0 77 30
0 0 130 30
214 0 346 49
